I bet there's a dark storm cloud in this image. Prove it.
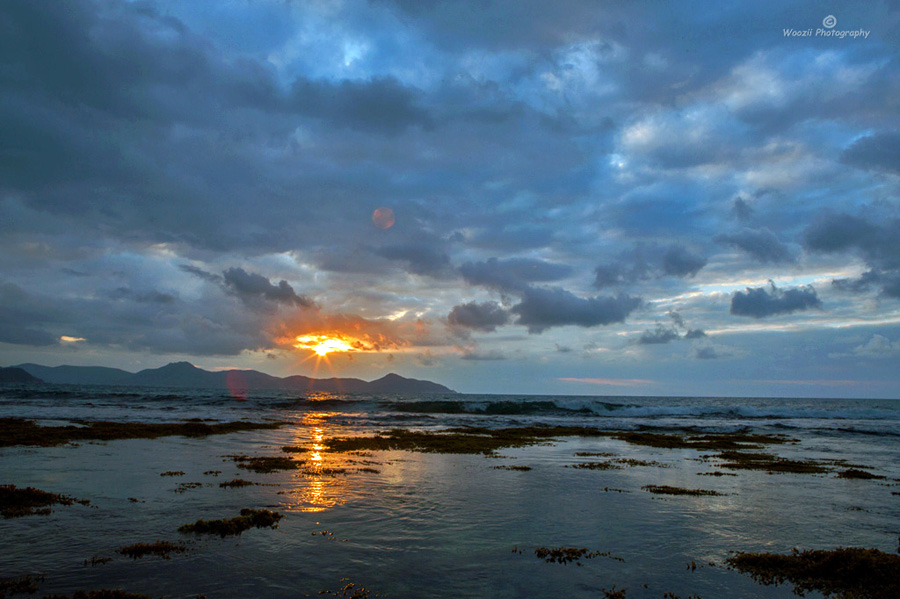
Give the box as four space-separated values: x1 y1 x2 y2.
109 288 176 304
0 279 268 354
222 268 315 308
715 228 795 264
661 245 707 278
804 214 900 298
804 214 900 268
693 346 721 360
637 324 680 345
288 76 433 134
732 197 754 222
842 132 900 175
179 265 223 283
0 282 66 346
635 311 706 345
447 301 510 332
376 243 454 278
594 244 706 289
511 287 641 334
460 258 572 292
730 282 822 319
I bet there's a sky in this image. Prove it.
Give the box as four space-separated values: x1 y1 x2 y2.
2 0 900 398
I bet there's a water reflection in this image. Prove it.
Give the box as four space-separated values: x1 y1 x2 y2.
283 411 352 512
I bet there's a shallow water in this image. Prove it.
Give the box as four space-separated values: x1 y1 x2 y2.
1 385 898 598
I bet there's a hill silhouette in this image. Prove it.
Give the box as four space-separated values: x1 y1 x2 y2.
14 362 455 394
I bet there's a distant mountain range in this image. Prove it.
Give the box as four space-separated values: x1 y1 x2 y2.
0 367 43 384
10 361 456 394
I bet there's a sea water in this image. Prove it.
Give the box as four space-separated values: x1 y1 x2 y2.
1 385 898 598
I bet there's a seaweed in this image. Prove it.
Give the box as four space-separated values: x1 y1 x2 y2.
83 556 112 567
601 587 628 599
642 485 724 496
567 462 623 470
42 591 152 599
492 465 532 471
0 417 283 448
0 574 43 597
174 482 203 493
316 579 385 598
837 469 885 480
218 479 256 488
116 541 187 560
160 471 184 477
0 485 89 519
726 547 900 599
322 426 796 456
709 450 829 474
533 546 622 566
225 455 303 473
203 470 221 476
178 508 283 537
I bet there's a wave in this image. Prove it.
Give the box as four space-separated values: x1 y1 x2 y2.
382 398 900 421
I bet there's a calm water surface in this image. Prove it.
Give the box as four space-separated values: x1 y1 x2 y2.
1 385 898 598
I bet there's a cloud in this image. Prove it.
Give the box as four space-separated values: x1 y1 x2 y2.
732 197 754 221
715 228 795 264
460 257 572 293
594 243 706 289
511 287 641 334
852 334 900 357
661 245 707 277
109 287 176 304
375 243 454 278
447 301 509 332
455 346 506 361
636 311 706 345
222 267 315 308
179 265 222 283
692 343 736 360
288 76 433 135
637 324 681 345
804 214 900 298
842 132 900 175
730 281 822 319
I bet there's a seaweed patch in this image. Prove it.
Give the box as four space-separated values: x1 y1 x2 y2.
0 417 283 448
178 508 283 537
225 455 303 473
531 546 624 566
0 573 43 597
41 591 153 599
0 484 89 519
116 541 187 560
726 547 900 599
642 485 724 497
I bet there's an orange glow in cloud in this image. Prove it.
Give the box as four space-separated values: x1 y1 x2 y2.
294 334 356 356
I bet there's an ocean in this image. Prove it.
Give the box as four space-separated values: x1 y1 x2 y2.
1 384 898 598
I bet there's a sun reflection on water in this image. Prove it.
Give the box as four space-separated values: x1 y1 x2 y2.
283 411 352 513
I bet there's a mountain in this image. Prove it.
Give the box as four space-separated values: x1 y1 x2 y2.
15 363 133 385
0 367 43 384
13 362 456 394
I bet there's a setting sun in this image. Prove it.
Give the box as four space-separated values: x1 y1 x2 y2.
294 335 355 356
